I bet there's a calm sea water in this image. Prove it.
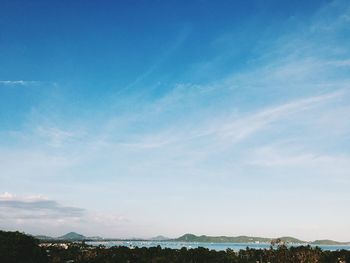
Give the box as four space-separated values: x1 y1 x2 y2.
86 241 350 252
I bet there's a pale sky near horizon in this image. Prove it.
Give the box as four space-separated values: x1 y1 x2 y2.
1 0 350 241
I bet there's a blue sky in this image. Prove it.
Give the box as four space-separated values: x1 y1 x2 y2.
1 0 350 241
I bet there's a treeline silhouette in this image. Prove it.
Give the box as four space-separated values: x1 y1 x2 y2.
1 230 350 263
0 230 47 263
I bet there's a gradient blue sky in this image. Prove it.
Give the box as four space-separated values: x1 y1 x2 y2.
1 0 350 241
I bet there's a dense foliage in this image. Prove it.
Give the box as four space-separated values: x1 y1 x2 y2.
0 230 48 263
1 231 350 263
45 244 350 263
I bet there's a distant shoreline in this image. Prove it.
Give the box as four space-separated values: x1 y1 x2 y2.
35 232 350 246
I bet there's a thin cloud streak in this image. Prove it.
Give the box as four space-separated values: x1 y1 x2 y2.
120 90 344 150
0 80 39 86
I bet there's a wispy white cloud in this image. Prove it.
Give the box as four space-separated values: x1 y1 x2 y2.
119 90 344 152
115 26 191 95
207 91 343 142
249 145 350 175
36 126 79 148
326 59 350 67
0 80 39 86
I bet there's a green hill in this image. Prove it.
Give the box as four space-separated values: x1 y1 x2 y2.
58 232 86 240
174 234 350 245
174 234 305 244
175 234 271 243
311 239 350 245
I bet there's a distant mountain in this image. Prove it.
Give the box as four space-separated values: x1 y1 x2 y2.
150 235 170 241
58 232 86 240
311 239 350 245
175 234 271 243
174 234 305 244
